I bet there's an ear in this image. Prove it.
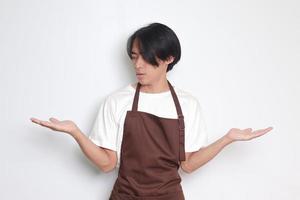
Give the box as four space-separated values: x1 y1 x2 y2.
165 56 174 64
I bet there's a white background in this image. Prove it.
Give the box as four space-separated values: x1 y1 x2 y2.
1 0 299 199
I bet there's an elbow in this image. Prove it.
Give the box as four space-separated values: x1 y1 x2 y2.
181 162 194 174
101 165 115 173
100 161 117 173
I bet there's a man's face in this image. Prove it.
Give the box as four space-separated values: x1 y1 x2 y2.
130 39 171 85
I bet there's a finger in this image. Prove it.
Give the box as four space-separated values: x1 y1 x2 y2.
266 126 273 131
39 120 57 129
261 127 273 134
252 127 273 134
242 128 252 132
249 127 273 139
30 118 43 124
31 118 55 129
49 117 60 123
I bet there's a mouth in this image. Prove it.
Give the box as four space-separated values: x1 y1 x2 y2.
136 73 145 79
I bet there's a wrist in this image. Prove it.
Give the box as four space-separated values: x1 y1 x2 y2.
70 129 82 140
222 134 235 145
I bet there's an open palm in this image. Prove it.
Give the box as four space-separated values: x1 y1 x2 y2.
226 127 273 142
30 117 79 135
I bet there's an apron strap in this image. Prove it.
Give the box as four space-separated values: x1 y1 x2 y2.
167 80 186 161
132 82 141 111
132 80 186 161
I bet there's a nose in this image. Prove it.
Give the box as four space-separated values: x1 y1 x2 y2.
134 56 144 69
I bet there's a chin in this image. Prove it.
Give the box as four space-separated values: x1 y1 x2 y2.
137 79 146 85
137 77 152 86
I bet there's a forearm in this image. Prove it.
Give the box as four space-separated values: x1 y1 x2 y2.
71 130 112 172
185 135 233 173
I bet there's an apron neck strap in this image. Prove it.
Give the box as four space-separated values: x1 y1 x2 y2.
132 80 183 117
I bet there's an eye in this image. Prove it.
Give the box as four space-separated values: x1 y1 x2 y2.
131 56 137 61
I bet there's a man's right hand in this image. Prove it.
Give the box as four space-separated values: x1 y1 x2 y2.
30 117 80 136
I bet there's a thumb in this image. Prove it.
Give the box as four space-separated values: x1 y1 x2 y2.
243 128 252 132
49 117 60 123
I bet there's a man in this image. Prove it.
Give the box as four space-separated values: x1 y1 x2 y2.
31 22 273 199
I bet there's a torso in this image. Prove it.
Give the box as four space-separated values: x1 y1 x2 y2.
106 82 199 168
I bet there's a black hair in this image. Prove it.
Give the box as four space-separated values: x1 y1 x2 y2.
127 22 181 72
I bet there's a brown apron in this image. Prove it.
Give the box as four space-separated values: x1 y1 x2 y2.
109 80 186 200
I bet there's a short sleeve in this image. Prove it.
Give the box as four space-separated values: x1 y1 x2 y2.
88 95 118 151
185 98 208 152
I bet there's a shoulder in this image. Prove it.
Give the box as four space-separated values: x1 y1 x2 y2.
174 86 201 107
104 83 133 102
173 86 205 120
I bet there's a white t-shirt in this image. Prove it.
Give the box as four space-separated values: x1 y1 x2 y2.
88 82 208 168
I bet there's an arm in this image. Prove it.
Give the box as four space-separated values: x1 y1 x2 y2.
72 129 117 173
30 117 117 173
180 135 232 173
181 127 273 173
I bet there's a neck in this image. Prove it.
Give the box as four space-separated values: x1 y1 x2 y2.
138 78 170 94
